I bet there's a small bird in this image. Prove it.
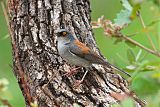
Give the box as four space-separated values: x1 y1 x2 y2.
57 29 130 85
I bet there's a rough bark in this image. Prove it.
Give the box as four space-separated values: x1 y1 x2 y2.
8 0 145 107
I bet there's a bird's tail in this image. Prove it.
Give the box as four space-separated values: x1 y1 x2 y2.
104 61 131 77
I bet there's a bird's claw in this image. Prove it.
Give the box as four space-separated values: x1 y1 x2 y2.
63 67 81 77
64 70 78 76
73 80 83 88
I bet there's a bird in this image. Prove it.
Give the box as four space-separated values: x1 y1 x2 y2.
57 29 131 86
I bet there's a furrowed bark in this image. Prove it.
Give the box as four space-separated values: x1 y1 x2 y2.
8 0 145 106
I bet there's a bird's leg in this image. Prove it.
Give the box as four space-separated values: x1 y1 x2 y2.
74 70 89 87
64 66 81 76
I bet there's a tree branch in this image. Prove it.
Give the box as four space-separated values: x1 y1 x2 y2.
137 11 157 51
121 34 160 57
92 16 160 57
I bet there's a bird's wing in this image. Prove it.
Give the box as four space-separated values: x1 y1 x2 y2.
68 39 106 64
69 40 131 77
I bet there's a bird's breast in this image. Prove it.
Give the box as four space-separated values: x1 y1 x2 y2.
57 40 91 67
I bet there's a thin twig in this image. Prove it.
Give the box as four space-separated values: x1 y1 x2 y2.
121 34 160 57
137 11 157 51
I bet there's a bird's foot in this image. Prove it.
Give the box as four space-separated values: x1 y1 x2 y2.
73 70 89 88
73 80 83 88
64 67 81 76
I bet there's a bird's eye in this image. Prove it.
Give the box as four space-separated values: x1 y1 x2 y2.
62 31 67 36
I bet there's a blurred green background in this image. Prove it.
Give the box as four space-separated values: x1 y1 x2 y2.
0 2 25 106
0 0 160 107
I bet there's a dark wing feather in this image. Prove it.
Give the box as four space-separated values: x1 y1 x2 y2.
68 40 131 77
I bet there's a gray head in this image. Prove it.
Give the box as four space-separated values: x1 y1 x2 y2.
57 29 75 41
57 29 70 37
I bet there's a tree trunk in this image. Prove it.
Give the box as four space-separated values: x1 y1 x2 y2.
8 0 145 106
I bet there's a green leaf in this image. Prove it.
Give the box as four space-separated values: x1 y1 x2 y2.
158 21 160 48
121 98 134 107
146 90 160 107
125 65 137 70
114 9 132 26
114 0 143 26
147 19 160 26
127 49 136 64
151 72 160 79
151 0 160 9
131 72 160 96
135 49 142 61
114 0 133 26
130 4 141 20
142 61 160 71
122 0 132 11
125 40 136 48
114 38 123 44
